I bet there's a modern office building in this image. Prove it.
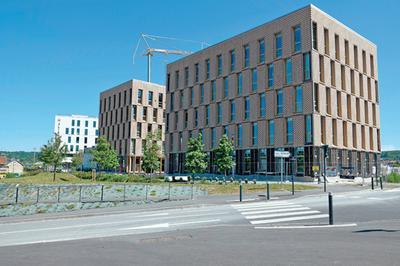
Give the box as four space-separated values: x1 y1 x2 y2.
99 79 165 173
54 114 99 162
165 5 381 178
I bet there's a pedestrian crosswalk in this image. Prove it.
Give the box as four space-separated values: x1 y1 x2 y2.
231 201 328 226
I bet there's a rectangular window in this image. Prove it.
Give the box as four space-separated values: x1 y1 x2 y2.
350 69 355 94
361 125 366 149
212 128 216 148
137 123 142 137
286 118 293 144
370 55 375 77
326 87 331 115
224 126 228 137
333 119 337 146
335 34 340 60
324 28 329 55
230 50 235 72
167 73 170 92
200 84 204 104
330 60 336 87
211 80 216 101
268 120 275 145
352 124 357 148
77 120 80 127
343 121 348 147
206 105 210 126
373 103 376 126
217 54 222 76
294 25 301 52
84 137 88 144
205 59 210 80
84 129 88 135
184 67 189 86
148 91 153 105
260 93 266 117
347 95 352 119
268 64 274 88
175 112 178 130
217 102 222 124
132 106 137 120
319 55 325 83
375 81 379 103
68 136 71 143
195 108 198 127
367 77 372 100
337 91 342 117
275 33 282 58
244 96 250 120
252 122 258 146
170 92 174 111
362 50 366 74
230 100 236 122
321 116 326 144
93 121 96 128
138 89 143 103
303 53 311 81
243 44 250 68
305 115 312 144
370 127 374 150
65 128 69 134
344 40 349 65
277 89 283 116
341 65 346 90
286 58 292 84
195 63 199 83
175 70 179 89
223 77 228 98
153 108 158 122
237 124 242 147
143 107 147 121
77 128 80 135
359 73 364 97
85 120 88 127
354 45 359 69
252 69 257 91
237 73 242 95
365 101 369 124
295 85 303 112
314 83 319 112
312 22 318 50
259 39 265 63
158 93 163 108
189 87 193 106
356 98 360 122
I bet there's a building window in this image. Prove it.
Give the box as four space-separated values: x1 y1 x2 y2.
252 69 257 91
217 102 222 124
217 54 222 76
268 64 274 88
312 22 318 50
175 112 178 130
268 120 275 145
275 33 282 58
170 92 174 111
205 59 210 80
138 89 143 103
200 84 204 104
137 123 142 137
230 100 236 122
344 40 349 65
148 91 153 105
286 118 293 144
285 58 292 84
68 136 71 143
321 117 326 144
333 119 337 146
370 54 375 77
195 108 198 127
93 121 97 128
260 93 266 117
223 77 228 98
354 45 359 69
175 70 180 89
132 106 137 120
341 65 346 90
237 73 242 95
237 124 242 147
184 67 189 87
359 73 364 97
211 128 216 148
252 122 258 146
211 80 216 101
243 44 250 68
324 28 329 55
356 98 360 122
335 34 340 60
343 121 347 147
326 87 331 115
206 105 210 126
259 39 265 64
337 91 342 117
77 128 80 135
230 50 235 72
65 128 69 134
352 124 357 148
75 145 79 152
195 63 199 83
244 96 250 120
84 129 88 135
184 111 189 129
143 107 147 121
77 120 81 127
158 93 163 108
84 137 88 144
350 69 355 94
305 115 312 144
277 89 283 116
293 25 301 52
188 87 193 106
224 126 228 137
303 53 311 81
295 86 303 112
84 120 88 127
319 55 324 83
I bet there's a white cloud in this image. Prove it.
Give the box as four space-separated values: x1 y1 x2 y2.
381 144 398 151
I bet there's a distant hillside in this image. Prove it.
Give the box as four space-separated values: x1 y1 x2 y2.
0 151 39 166
381 150 400 160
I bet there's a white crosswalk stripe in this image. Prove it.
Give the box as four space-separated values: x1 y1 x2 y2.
232 201 328 226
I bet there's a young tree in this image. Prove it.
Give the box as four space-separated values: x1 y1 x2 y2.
185 133 207 180
213 135 235 177
71 151 84 171
90 137 119 171
39 133 67 182
142 131 162 175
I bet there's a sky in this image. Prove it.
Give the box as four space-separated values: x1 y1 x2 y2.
1 0 399 151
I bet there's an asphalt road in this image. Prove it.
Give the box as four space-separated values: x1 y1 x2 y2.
0 185 399 265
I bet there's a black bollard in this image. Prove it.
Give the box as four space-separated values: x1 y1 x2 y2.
266 182 270 200
328 192 333 225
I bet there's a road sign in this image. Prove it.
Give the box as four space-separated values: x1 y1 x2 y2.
274 151 291 158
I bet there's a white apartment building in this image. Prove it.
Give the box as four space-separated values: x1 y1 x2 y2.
54 115 99 160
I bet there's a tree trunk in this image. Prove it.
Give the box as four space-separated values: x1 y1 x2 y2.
53 163 56 182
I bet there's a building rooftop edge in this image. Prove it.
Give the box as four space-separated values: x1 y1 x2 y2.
55 114 98 119
100 79 165 95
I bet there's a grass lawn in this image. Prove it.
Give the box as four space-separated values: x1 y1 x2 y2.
198 183 317 195
0 172 93 184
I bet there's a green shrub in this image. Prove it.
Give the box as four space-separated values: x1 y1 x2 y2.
73 171 93 180
387 173 400 183
5 173 19 178
20 169 42 177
